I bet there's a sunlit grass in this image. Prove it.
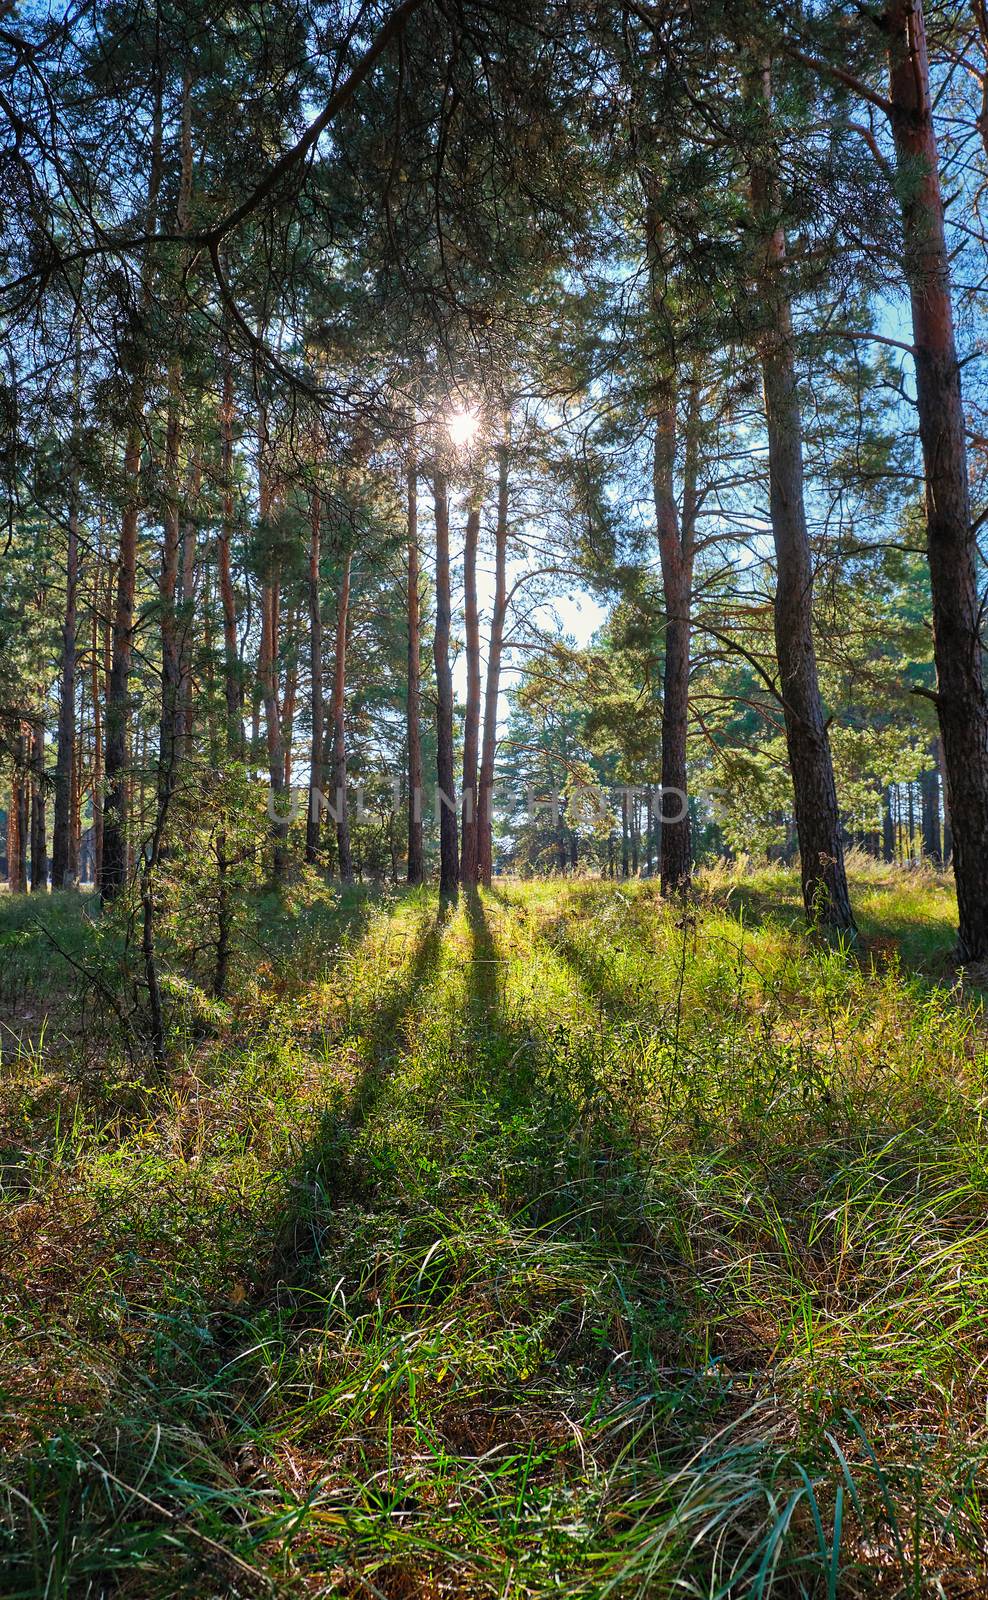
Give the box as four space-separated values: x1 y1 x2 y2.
0 866 986 1595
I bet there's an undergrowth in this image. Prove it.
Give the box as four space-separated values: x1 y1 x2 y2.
0 866 985 1597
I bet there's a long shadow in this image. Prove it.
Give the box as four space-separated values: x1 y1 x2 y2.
463 887 500 1016
497 885 653 1024
459 891 667 1264
252 895 456 1298
348 895 456 1122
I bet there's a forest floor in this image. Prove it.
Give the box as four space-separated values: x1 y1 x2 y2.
0 862 987 1597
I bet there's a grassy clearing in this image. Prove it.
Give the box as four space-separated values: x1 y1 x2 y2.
0 865 986 1597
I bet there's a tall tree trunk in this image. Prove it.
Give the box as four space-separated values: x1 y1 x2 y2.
260 571 288 878
202 562 220 766
306 489 324 864
652 366 699 896
433 471 459 895
159 363 184 813
172 75 195 771
69 699 81 881
478 440 509 887
52 464 80 888
406 457 425 884
460 500 482 887
250 680 261 765
281 600 299 791
91 598 104 885
8 732 27 893
885 0 988 959
29 720 46 892
101 83 163 903
218 362 243 759
621 789 630 877
102 421 142 902
748 62 854 932
937 736 953 863
331 551 353 883
631 793 640 876
882 785 895 863
920 750 942 864
176 463 200 760
258 412 289 879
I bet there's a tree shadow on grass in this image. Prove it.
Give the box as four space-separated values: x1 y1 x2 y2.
257 895 456 1295
459 891 668 1260
490 882 664 1025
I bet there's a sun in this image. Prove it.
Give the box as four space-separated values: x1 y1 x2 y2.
446 407 481 449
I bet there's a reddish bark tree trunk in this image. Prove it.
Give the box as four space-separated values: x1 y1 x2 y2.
306 488 325 864
478 441 509 887
8 730 27 893
406 457 425 884
885 0 988 959
52 465 80 888
460 500 482 886
331 551 353 882
218 363 243 760
29 720 46 892
433 471 459 895
257 413 289 879
159 361 184 803
91 596 104 886
176 462 200 759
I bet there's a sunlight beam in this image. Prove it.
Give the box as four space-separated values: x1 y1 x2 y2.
446 407 481 449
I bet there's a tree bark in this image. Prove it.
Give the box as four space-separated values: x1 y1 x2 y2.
52 462 80 889
920 749 942 864
257 412 289 879
460 500 482 886
218 362 243 760
406 457 425 884
259 570 289 878
176 462 200 759
748 62 854 932
8 730 27 893
331 550 354 882
478 441 509 887
885 0 988 959
937 735 953 863
306 489 325 863
101 83 163 903
159 360 184 810
433 471 459 895
281 599 299 791
29 720 46 892
91 595 104 885
101 422 142 902
652 371 699 896
69 705 81 881
882 785 895 863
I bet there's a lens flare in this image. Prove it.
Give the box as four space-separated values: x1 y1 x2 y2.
446 408 481 449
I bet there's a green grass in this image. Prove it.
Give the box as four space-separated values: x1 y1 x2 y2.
0 864 986 1596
